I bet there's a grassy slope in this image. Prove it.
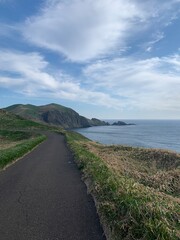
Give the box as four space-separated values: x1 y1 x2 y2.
0 134 46 169
5 103 73 119
0 109 44 130
0 109 62 169
85 143 180 197
5 104 39 118
0 109 64 131
66 131 180 240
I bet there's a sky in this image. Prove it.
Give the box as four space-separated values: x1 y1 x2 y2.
0 0 180 119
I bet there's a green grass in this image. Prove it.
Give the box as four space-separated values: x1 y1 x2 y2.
0 130 32 141
0 109 64 169
66 130 89 142
0 109 42 129
0 134 46 169
66 131 180 240
0 109 61 131
0 110 49 168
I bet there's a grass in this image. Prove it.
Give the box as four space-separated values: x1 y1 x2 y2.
85 143 180 197
0 133 46 169
0 130 33 141
0 109 62 131
0 109 65 169
66 131 180 240
0 110 51 168
0 109 43 130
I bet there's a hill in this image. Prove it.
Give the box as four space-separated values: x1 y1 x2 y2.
0 109 46 130
4 103 109 129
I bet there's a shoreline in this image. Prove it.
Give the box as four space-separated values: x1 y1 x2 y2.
73 121 180 153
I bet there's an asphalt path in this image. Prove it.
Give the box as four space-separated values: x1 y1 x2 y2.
0 132 106 240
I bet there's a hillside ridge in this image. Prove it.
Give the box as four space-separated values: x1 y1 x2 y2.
4 103 109 129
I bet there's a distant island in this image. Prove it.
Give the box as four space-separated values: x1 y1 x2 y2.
112 121 135 126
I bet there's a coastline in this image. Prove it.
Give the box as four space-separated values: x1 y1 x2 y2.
73 120 180 153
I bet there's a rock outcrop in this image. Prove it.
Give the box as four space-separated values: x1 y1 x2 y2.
112 121 135 126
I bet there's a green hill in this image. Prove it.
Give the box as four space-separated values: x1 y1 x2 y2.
0 109 45 130
5 103 109 129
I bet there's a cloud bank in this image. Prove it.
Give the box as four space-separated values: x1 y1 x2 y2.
0 50 120 107
1 49 179 113
83 55 180 111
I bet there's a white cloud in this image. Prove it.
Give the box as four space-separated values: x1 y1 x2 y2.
0 50 59 90
83 55 180 111
21 0 180 62
0 50 179 116
0 50 119 107
22 0 146 62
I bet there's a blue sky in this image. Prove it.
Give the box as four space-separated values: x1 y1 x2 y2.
0 0 180 119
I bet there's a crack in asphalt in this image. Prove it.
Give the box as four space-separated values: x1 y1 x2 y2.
17 190 23 204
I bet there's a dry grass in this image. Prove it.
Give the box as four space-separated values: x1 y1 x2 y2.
0 134 46 169
0 130 33 150
0 130 46 169
0 136 26 150
66 131 180 240
84 142 180 198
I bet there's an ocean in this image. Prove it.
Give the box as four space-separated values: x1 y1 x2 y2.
74 120 180 153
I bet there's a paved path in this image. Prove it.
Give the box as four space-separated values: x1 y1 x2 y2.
0 132 106 240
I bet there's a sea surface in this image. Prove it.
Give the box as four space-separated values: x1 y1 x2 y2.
74 120 180 153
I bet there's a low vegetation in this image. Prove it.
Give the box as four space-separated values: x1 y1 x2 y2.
86 143 180 197
0 109 43 130
0 110 49 168
0 129 46 169
66 131 180 240
0 109 66 169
